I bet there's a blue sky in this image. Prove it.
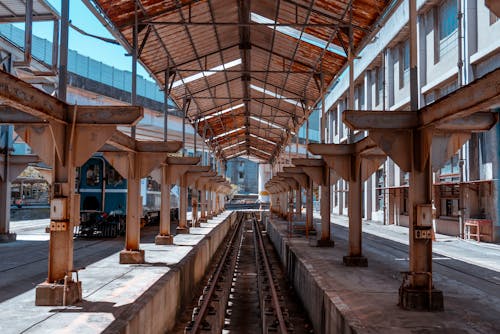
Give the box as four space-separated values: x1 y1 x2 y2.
29 0 151 79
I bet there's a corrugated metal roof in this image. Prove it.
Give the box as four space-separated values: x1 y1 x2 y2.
88 0 389 163
0 0 58 21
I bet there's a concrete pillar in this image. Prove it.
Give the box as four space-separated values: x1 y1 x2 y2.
0 126 14 242
399 0 443 311
296 186 302 216
207 188 213 219
318 168 333 246
338 179 344 215
120 164 144 263
37 127 82 305
343 157 367 266
306 178 313 234
192 189 199 227
177 174 189 233
258 163 271 203
214 191 219 215
200 185 207 222
365 176 373 221
155 164 173 244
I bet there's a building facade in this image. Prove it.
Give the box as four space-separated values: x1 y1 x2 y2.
226 158 259 194
323 0 499 241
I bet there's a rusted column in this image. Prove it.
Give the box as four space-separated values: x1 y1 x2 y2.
192 190 199 227
177 173 189 233
296 186 302 217
306 178 313 235
319 167 331 242
120 160 143 262
156 164 173 245
207 187 213 219
343 155 368 266
200 185 207 222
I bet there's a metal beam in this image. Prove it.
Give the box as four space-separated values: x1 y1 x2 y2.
343 68 500 131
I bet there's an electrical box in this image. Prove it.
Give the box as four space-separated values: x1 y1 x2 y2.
50 221 68 232
51 198 68 221
414 229 432 239
417 204 432 226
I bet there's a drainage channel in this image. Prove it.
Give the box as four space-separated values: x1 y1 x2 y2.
176 211 313 334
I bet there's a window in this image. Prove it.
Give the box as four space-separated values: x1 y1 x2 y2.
375 66 383 106
106 167 124 187
376 169 385 211
85 163 100 186
434 0 458 62
439 154 461 183
359 84 365 110
399 40 410 89
439 0 458 40
334 184 338 207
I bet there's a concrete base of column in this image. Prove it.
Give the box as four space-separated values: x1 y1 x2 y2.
119 249 145 264
399 286 444 311
207 214 213 219
310 239 335 247
0 232 16 242
155 234 174 245
342 255 368 267
35 281 82 306
198 217 207 223
176 227 190 234
193 221 201 227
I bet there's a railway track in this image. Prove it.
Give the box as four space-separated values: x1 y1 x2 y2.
184 211 312 334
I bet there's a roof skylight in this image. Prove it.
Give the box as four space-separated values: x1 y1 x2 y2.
251 146 272 156
250 13 346 58
172 58 242 88
199 103 245 122
209 126 245 141
250 84 300 106
222 140 246 151
250 133 277 145
225 151 246 159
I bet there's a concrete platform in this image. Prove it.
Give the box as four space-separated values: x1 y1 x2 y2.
0 211 237 334
266 213 500 334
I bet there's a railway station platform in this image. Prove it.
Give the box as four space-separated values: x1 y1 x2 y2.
0 211 237 334
266 213 500 334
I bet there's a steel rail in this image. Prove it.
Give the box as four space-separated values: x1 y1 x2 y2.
253 214 288 333
189 214 244 333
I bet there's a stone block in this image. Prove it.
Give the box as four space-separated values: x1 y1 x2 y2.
119 249 145 264
399 286 444 311
155 234 174 245
0 232 16 243
176 227 190 234
310 239 335 247
35 281 82 306
343 255 368 267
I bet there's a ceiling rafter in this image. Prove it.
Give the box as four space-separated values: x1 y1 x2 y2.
91 0 390 163
259 0 316 164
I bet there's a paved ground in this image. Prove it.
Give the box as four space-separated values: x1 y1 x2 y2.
319 212 500 273
0 211 231 333
270 212 500 333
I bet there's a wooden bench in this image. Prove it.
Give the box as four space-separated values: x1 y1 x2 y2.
465 219 493 242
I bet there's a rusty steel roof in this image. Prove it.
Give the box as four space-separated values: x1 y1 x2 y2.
0 0 58 20
87 0 389 163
